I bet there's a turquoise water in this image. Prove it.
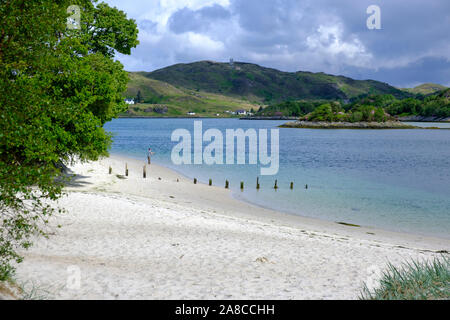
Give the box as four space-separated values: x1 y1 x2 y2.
407 122 450 129
104 118 450 238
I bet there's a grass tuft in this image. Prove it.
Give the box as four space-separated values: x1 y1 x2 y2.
360 255 450 300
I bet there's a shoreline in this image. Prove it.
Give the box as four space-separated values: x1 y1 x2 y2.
118 116 241 119
113 152 449 243
12 154 449 299
280 121 421 129
117 116 450 123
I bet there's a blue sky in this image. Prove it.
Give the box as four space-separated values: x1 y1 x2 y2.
104 0 450 87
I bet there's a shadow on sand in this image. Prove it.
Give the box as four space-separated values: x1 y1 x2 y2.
55 164 93 189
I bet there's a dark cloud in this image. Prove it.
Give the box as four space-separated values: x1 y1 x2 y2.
168 4 231 34
138 19 157 32
344 57 450 88
318 0 450 61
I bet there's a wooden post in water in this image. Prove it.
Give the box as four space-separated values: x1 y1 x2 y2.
256 177 260 190
194 178 197 184
305 184 308 189
109 166 112 174
274 180 278 190
290 182 294 190
209 179 212 186
225 180 229 189
240 181 244 190
125 163 128 177
143 165 146 179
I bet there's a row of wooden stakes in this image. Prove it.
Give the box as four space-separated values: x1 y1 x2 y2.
194 177 308 190
108 163 308 190
109 163 147 178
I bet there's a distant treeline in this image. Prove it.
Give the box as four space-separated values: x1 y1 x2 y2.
258 88 450 120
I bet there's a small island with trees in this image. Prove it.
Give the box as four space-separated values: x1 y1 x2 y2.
280 102 419 129
276 89 450 129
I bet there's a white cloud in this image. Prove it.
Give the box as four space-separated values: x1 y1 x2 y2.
186 32 225 51
306 24 372 70
107 0 230 26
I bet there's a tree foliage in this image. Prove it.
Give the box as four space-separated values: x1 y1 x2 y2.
135 90 142 104
257 100 327 117
0 0 138 279
357 92 450 118
259 90 449 121
307 104 334 121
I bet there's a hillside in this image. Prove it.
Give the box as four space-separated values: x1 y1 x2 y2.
123 73 259 117
139 60 410 104
402 83 447 95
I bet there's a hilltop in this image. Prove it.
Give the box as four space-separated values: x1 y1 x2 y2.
402 83 448 95
137 61 410 104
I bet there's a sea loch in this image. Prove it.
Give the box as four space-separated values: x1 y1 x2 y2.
105 118 450 238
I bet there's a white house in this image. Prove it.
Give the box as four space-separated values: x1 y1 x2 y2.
124 98 135 105
235 109 247 116
187 112 196 116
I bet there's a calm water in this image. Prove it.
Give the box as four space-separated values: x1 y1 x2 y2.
104 119 450 238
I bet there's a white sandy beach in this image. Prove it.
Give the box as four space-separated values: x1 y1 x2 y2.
11 155 450 300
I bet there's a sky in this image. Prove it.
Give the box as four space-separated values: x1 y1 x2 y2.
104 0 450 88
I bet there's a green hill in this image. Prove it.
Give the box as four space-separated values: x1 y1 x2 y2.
402 83 447 95
123 72 259 117
139 60 410 104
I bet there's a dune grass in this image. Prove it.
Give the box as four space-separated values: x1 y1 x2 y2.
360 255 450 300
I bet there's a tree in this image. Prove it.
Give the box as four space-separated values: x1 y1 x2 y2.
330 101 343 113
358 105 375 121
0 0 139 279
308 104 334 121
136 90 142 104
349 111 363 123
374 107 386 122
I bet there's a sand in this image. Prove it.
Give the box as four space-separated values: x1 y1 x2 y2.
12 155 449 300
